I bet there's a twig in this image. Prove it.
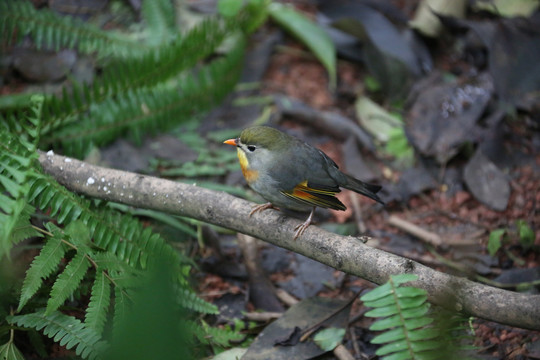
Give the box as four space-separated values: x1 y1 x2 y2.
276 288 299 307
243 311 283 322
334 344 355 360
387 215 444 247
37 151 540 330
350 193 366 234
299 291 360 342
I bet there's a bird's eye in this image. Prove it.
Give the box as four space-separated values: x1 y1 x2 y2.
247 145 256 152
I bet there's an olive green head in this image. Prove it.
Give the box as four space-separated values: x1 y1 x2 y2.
238 126 289 151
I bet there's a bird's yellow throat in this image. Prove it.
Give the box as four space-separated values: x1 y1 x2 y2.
237 148 259 184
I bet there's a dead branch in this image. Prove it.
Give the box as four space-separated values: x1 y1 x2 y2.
37 151 540 331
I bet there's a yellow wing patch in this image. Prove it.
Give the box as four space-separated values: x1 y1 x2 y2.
282 181 345 210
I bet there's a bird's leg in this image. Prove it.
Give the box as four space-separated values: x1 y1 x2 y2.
249 202 276 217
293 207 315 241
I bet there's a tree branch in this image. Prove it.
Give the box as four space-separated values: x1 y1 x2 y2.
38 151 540 330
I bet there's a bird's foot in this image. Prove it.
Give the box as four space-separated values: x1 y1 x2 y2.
249 202 276 217
293 222 310 241
293 207 315 241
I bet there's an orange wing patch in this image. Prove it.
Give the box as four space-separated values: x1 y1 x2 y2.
282 180 346 210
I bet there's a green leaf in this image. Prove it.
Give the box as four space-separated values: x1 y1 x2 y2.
18 225 67 311
355 96 403 142
313 327 346 351
85 271 111 334
46 252 91 314
488 229 506 256
516 220 534 250
269 2 336 89
361 274 418 303
370 327 406 344
218 0 245 17
0 341 25 360
7 309 107 360
376 338 409 356
65 220 92 248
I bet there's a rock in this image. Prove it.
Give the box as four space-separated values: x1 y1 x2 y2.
464 149 510 211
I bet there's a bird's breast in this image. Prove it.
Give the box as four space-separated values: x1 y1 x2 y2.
237 148 259 184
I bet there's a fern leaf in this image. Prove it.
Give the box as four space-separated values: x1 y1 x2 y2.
7 309 107 360
141 0 176 46
46 252 91 315
54 36 246 156
85 270 111 335
0 95 42 259
178 288 219 315
18 224 67 312
6 204 42 247
29 174 182 272
362 274 441 360
191 320 244 347
112 287 130 339
0 0 145 58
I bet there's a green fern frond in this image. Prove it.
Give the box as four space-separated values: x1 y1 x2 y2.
28 173 184 270
17 224 67 312
85 270 112 334
46 251 91 315
112 287 130 339
7 309 107 360
9 3 264 145
192 320 244 347
0 95 43 259
178 288 219 315
8 204 43 247
0 0 146 58
49 35 246 156
140 0 176 46
361 274 439 360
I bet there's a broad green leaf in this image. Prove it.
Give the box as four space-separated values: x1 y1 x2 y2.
0 341 25 360
269 2 336 89
487 229 505 256
355 96 403 142
516 220 534 250
313 327 346 351
473 0 539 17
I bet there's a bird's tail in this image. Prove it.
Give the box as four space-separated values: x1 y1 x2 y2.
343 174 384 204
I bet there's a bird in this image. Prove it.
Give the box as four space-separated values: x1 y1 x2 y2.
224 126 383 240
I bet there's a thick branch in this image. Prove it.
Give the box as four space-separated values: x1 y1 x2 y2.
38 151 540 330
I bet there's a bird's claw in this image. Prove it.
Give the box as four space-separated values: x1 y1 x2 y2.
249 202 275 217
293 223 309 241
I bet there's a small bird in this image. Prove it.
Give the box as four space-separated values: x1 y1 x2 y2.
224 126 383 240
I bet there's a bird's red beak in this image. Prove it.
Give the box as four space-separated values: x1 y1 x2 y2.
224 138 237 146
